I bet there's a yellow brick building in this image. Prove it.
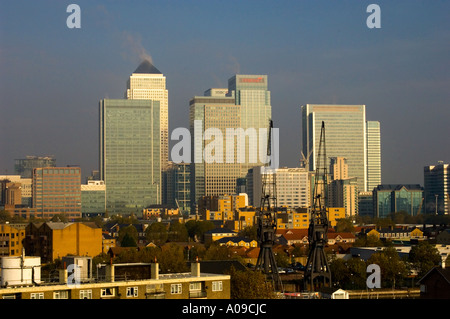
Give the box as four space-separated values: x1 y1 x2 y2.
24 222 103 262
0 223 27 257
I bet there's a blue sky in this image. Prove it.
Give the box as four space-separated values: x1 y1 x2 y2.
1 1 449 184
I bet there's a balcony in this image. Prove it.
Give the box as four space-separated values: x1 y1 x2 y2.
189 290 207 299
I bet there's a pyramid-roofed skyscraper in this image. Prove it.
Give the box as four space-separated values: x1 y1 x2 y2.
125 59 169 171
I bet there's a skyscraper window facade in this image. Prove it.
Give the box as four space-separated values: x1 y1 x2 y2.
99 99 160 215
302 104 367 192
125 60 169 171
366 121 381 192
424 162 449 214
32 167 81 219
190 75 272 209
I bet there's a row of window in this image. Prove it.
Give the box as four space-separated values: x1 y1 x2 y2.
23 281 223 299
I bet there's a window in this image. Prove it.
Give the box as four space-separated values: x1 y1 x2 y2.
53 290 69 299
79 290 92 299
30 293 44 299
189 282 201 291
126 287 138 298
171 283 182 294
101 288 115 297
212 281 223 292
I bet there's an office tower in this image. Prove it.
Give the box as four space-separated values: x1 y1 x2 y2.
424 162 449 214
328 178 359 217
366 121 381 192
125 60 169 170
99 99 160 215
163 162 191 214
190 90 241 205
330 157 349 180
190 75 272 208
302 104 367 192
32 167 82 219
373 184 424 218
228 75 272 176
14 156 56 178
0 175 32 206
358 191 374 217
81 180 106 217
247 166 309 208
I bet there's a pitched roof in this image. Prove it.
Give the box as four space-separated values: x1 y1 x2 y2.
133 59 162 74
205 227 236 235
417 266 450 284
216 236 255 244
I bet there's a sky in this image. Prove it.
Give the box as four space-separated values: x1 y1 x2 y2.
1 0 449 185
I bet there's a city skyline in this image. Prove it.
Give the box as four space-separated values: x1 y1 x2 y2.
1 1 449 186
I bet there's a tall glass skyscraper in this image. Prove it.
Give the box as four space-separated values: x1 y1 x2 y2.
99 99 160 215
302 104 368 192
424 162 449 214
189 75 272 209
125 60 169 170
228 75 272 176
366 121 381 192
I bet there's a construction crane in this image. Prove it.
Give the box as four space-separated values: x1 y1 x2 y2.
304 121 332 292
300 149 313 169
255 119 283 293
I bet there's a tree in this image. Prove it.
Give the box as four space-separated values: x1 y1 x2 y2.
367 247 408 289
185 220 215 242
335 218 355 233
239 225 258 241
145 222 168 246
227 267 278 299
121 233 137 247
118 225 138 246
408 241 441 277
160 243 188 273
204 242 233 260
168 221 188 242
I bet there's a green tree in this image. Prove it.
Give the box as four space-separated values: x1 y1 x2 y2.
227 267 278 299
239 225 258 241
168 221 189 242
118 225 138 245
408 241 442 277
121 233 137 247
160 243 188 273
145 222 168 246
204 242 232 260
335 218 355 233
185 220 215 242
367 247 408 289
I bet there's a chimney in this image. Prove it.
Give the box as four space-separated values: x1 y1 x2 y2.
151 258 159 280
191 256 200 277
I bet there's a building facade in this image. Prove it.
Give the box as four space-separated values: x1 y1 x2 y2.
99 98 160 215
125 60 169 171
247 166 309 209
302 104 368 192
81 181 106 217
14 156 56 178
163 162 191 215
32 167 81 220
0 223 26 257
373 184 424 218
189 90 241 207
366 121 381 192
190 75 272 210
424 162 449 215
24 222 103 263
